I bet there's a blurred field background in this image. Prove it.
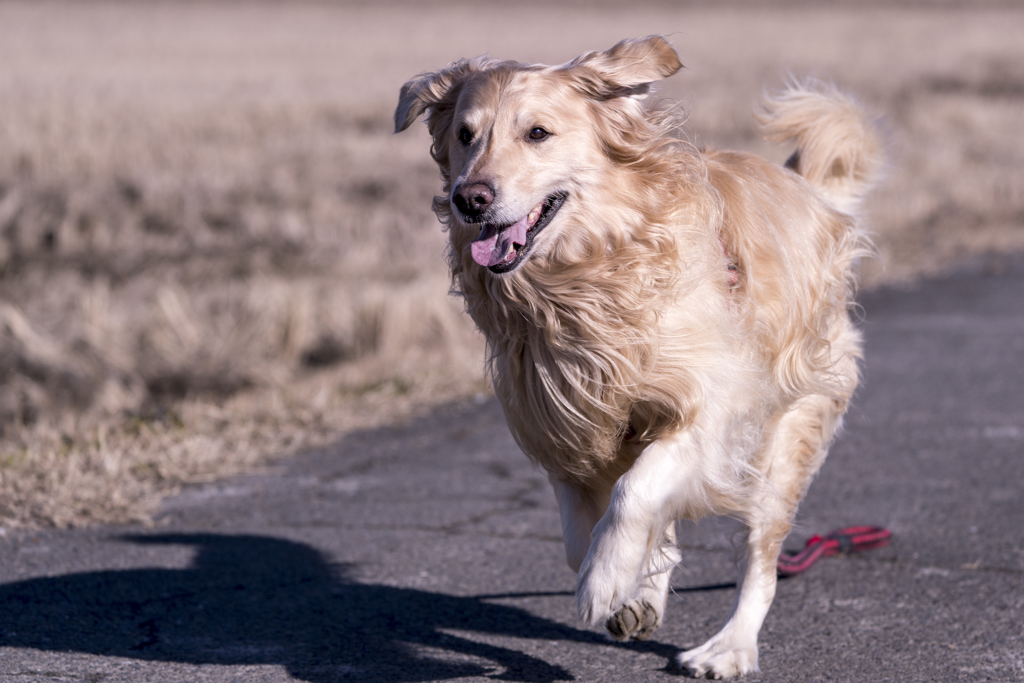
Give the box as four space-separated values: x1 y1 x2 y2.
1 1 1022 528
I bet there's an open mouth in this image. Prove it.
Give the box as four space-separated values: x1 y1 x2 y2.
469 192 567 274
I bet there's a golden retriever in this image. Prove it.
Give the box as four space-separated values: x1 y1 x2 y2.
395 36 880 678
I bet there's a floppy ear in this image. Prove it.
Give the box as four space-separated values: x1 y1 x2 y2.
566 35 682 97
394 59 479 134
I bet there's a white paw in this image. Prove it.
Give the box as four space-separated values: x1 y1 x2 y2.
678 632 759 679
575 536 643 626
605 598 661 641
575 556 632 626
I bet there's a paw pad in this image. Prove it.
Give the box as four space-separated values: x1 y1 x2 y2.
605 599 659 641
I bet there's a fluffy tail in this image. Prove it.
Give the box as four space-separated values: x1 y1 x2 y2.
757 79 883 214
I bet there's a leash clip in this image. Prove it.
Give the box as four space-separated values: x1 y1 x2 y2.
776 526 891 577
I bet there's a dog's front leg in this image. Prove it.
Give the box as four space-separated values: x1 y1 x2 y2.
575 433 692 640
554 476 675 639
601 519 679 641
676 526 772 678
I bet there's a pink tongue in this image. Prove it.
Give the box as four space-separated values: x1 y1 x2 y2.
471 216 529 267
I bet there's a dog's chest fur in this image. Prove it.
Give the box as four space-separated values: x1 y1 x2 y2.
454 217 736 485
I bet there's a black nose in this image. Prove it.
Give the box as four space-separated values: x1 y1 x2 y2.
453 182 495 218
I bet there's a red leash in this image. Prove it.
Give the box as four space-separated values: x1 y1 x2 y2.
777 526 891 576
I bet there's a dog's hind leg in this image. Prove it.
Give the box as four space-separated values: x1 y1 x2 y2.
551 476 610 574
678 388 853 678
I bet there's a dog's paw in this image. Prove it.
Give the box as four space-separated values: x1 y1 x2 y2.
605 599 661 641
677 633 758 680
577 532 647 630
575 562 624 626
575 544 640 626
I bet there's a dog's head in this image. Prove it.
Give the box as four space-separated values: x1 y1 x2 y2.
395 36 682 276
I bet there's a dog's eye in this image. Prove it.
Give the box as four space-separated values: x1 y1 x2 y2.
528 127 550 141
458 126 473 145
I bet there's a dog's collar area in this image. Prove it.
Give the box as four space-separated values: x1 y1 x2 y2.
719 237 739 289
483 192 567 274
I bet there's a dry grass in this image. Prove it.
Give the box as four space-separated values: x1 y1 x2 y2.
1 1 1022 528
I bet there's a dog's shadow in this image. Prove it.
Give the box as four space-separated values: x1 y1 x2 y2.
0 533 682 682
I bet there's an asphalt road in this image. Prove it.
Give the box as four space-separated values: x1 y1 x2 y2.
2 257 1022 683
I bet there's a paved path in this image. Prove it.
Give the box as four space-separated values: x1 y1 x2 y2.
2 258 1023 682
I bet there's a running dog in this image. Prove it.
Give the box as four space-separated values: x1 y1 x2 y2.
395 35 880 678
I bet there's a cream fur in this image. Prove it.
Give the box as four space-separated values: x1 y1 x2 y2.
396 35 881 679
